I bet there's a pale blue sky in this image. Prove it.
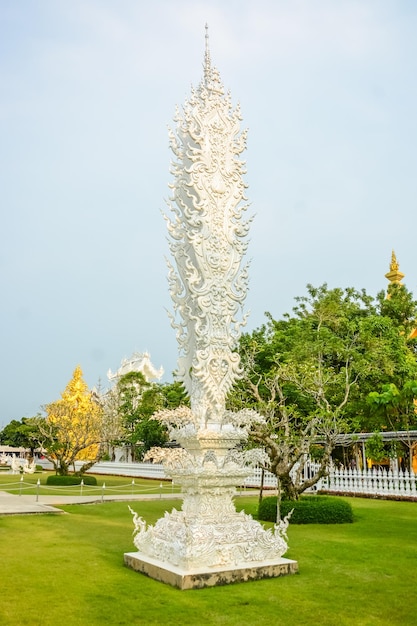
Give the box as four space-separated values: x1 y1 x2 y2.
1 0 417 427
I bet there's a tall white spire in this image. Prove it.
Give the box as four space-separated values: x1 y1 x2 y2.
166 26 250 426
201 23 224 95
125 31 296 588
204 22 211 85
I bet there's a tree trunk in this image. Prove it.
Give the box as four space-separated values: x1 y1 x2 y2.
279 473 299 501
258 468 265 506
276 477 282 522
77 459 98 476
57 462 69 476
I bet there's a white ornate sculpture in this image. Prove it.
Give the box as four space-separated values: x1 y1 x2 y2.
164 37 250 429
125 28 297 588
9 455 36 474
10 454 22 474
23 459 36 474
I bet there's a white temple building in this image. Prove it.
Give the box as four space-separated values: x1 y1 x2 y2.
107 352 164 383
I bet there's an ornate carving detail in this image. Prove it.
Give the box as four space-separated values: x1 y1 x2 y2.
390 250 399 272
129 503 291 569
164 44 251 427
385 249 405 285
129 33 292 574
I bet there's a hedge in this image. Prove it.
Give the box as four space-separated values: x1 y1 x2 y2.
258 495 353 524
46 475 98 486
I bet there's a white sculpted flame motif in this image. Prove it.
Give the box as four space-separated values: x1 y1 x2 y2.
165 38 251 427
128 31 291 574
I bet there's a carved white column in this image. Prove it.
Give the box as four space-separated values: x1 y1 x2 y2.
165 32 250 428
125 30 297 588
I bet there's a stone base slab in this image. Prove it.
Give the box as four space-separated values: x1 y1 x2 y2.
124 551 298 590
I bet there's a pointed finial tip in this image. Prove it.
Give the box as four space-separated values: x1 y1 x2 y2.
385 248 404 285
390 250 399 271
204 22 211 84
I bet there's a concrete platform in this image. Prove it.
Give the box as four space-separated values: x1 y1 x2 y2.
124 551 298 589
0 491 63 515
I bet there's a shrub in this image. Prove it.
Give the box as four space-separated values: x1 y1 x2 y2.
46 475 97 486
258 495 353 524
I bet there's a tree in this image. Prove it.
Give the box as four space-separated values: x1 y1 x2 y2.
101 374 189 461
160 380 190 410
36 366 104 475
365 432 388 466
367 381 417 432
367 381 417 471
228 284 417 500
100 385 125 461
0 417 42 454
377 282 417 340
109 372 167 461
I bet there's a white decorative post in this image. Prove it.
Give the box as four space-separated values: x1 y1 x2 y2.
124 28 298 589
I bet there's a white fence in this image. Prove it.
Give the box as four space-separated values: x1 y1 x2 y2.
235 464 417 499
318 466 417 499
37 459 167 480
36 460 417 499
37 459 278 487
83 461 166 479
243 467 278 489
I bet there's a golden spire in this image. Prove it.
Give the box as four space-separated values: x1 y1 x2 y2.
385 250 405 285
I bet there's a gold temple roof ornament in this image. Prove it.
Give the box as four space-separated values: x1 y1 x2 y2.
385 250 405 285
383 251 417 339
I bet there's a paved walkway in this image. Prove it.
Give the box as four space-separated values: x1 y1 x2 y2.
0 491 183 515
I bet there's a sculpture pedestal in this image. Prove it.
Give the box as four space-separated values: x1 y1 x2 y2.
125 477 298 589
126 435 297 589
124 551 298 590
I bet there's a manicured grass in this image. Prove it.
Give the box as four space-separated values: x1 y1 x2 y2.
0 472 181 497
0 497 416 625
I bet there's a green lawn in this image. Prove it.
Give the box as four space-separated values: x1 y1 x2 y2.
0 472 182 496
0 496 416 626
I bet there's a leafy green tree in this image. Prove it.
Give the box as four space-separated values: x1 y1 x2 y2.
0 417 41 454
367 381 417 432
112 372 153 461
103 373 190 461
377 283 417 339
161 380 190 409
367 381 417 471
365 432 387 464
228 284 417 500
110 373 191 460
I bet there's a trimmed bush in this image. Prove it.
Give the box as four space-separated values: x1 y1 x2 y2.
258 495 353 524
46 475 97 486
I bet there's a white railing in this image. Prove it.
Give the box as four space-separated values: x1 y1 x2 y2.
37 459 167 480
318 466 417 498
38 459 278 487
36 459 417 499
243 467 278 489
83 461 166 479
242 464 417 499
